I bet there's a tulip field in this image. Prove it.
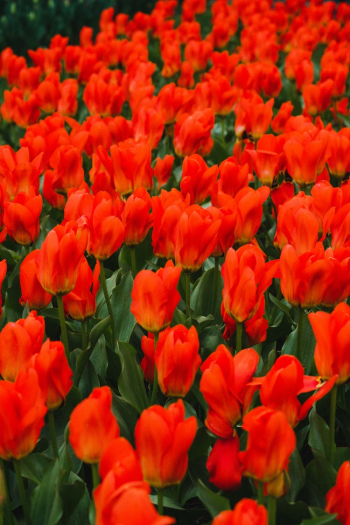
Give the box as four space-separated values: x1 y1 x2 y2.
1 0 350 523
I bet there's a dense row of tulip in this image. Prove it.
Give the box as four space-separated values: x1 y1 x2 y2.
0 0 350 524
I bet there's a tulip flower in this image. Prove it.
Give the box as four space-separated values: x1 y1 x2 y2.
135 399 197 488
131 260 181 333
200 345 259 438
212 499 268 525
30 339 73 410
154 155 174 190
325 461 350 525
0 311 45 382
180 154 219 205
173 109 215 157
3 190 42 246
206 435 242 492
99 437 143 481
69 386 120 464
0 145 42 200
0 368 47 460
19 250 53 310
154 324 201 397
63 257 100 321
239 406 296 497
309 303 350 385
122 187 153 247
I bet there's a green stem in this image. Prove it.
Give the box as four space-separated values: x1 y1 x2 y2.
57 294 70 364
48 411 59 459
296 307 304 363
14 460 32 525
150 333 159 405
267 495 276 525
185 272 191 320
236 321 243 353
91 463 100 490
81 319 87 351
100 262 115 349
220 116 225 143
329 385 338 465
130 247 137 278
213 258 220 313
157 488 164 515
257 481 264 505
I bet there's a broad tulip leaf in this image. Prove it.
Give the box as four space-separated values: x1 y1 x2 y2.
112 393 139 444
281 313 317 374
308 408 332 461
31 459 63 525
191 267 223 322
196 479 230 518
117 342 149 414
111 271 136 343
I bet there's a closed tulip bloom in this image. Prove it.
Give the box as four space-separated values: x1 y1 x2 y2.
99 437 143 481
325 461 350 525
174 205 221 273
20 250 53 310
256 355 337 427
131 260 181 333
174 109 215 157
207 435 242 492
95 480 175 525
154 155 174 190
212 499 268 525
233 186 270 245
180 155 219 205
110 140 154 197
155 325 201 397
122 188 153 246
0 368 47 460
0 311 45 382
63 257 100 321
239 407 296 496
69 386 120 464
222 245 279 323
280 243 333 308
309 303 350 385
30 339 73 410
135 399 197 488
4 190 42 246
36 218 88 296
200 345 259 438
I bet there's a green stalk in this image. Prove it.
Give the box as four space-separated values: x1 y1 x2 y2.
14 460 32 525
329 385 338 465
150 332 159 406
130 247 137 278
267 496 276 525
257 481 264 505
213 258 220 314
236 321 243 353
296 307 304 363
0 459 13 525
220 116 225 143
100 262 115 349
81 319 87 351
57 294 70 364
48 411 59 459
157 488 164 515
91 463 100 490
185 272 191 320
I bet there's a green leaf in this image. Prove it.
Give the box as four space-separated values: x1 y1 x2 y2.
287 449 306 503
302 455 337 508
191 268 223 322
117 342 149 414
20 454 53 485
207 140 230 165
89 316 111 352
112 393 139 444
111 272 136 343
59 473 86 523
300 508 338 525
196 479 230 518
308 408 332 460
31 459 63 525
281 313 317 374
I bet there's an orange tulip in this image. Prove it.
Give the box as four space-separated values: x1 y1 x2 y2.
19 250 53 310
135 399 197 488
174 205 221 273
0 368 47 460
325 461 350 525
173 109 215 157
63 257 100 321
122 187 153 246
99 437 143 481
309 303 350 385
153 155 174 190
212 499 268 525
30 339 73 410
4 190 42 246
206 435 242 491
154 324 201 397
180 154 218 205
131 260 181 333
239 406 296 496
200 345 259 438
0 311 45 382
36 218 88 296
69 386 120 464
222 245 279 323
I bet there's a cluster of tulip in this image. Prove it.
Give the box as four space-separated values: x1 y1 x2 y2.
0 0 350 524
